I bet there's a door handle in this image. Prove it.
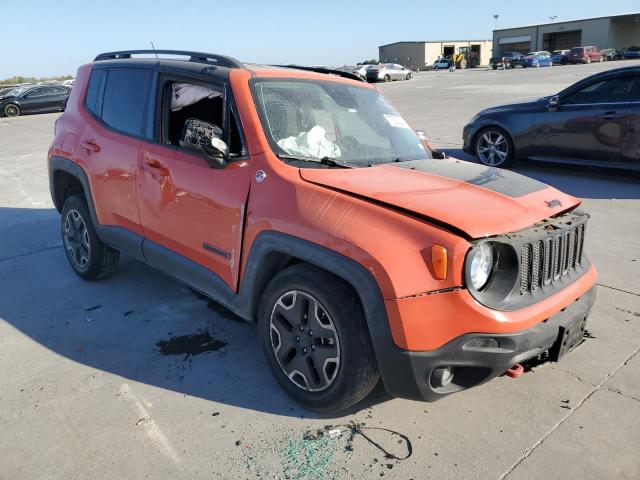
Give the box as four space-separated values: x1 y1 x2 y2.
143 157 170 176
598 111 620 120
79 139 101 153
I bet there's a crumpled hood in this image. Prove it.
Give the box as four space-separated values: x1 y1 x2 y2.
299 158 580 238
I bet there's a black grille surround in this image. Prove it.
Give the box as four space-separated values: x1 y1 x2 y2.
465 210 590 311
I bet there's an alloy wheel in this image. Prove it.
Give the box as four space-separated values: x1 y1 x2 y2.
269 290 340 392
476 130 509 166
4 104 19 117
63 209 91 269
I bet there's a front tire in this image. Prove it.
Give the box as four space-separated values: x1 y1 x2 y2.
474 127 515 168
258 264 379 412
61 194 119 280
384 74 391 82
3 103 20 117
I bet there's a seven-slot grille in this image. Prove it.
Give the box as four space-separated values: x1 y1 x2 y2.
520 222 586 294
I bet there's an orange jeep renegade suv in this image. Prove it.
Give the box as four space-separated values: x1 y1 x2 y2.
48 50 597 412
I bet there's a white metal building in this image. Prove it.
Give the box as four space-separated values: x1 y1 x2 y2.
378 40 493 70
493 13 640 55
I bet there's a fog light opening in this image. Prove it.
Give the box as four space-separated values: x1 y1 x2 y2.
463 337 500 350
431 366 456 388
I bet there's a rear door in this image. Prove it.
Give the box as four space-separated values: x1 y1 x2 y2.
137 74 251 291
45 86 68 110
529 74 638 164
620 76 640 166
20 87 47 112
75 67 153 236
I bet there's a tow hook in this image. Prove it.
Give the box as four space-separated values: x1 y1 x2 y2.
504 364 524 378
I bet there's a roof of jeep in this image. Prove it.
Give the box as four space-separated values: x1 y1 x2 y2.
91 50 370 86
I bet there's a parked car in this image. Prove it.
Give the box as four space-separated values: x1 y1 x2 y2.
0 84 70 117
614 49 627 60
49 49 597 411
490 52 524 69
0 86 16 96
433 58 451 70
520 52 553 68
61 79 75 88
463 66 640 170
568 46 603 64
600 48 617 61
366 63 413 82
624 46 640 59
551 50 571 65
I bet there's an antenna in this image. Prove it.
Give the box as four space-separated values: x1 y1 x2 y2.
150 41 158 59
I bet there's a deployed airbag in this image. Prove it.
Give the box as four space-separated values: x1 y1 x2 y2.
277 126 341 159
171 83 222 111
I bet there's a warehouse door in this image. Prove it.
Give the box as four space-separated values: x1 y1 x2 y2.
543 30 582 51
500 41 530 55
443 45 455 59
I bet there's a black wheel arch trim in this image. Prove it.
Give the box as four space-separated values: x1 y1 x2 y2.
236 230 422 399
49 155 145 261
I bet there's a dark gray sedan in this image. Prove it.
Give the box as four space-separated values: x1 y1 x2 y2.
0 85 70 117
463 66 640 170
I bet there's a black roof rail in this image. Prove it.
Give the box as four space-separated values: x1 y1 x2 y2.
94 50 244 69
273 65 365 82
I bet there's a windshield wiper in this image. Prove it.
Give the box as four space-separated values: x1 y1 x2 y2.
276 153 353 169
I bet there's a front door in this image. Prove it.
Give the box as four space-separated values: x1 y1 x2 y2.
20 87 48 113
529 74 639 164
137 77 251 291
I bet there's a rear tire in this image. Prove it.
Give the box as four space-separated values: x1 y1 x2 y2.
258 264 379 412
384 74 390 82
61 194 119 280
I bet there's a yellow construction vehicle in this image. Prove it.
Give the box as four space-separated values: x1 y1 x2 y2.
452 46 481 69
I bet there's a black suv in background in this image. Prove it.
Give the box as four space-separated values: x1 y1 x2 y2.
0 85 70 117
490 52 523 70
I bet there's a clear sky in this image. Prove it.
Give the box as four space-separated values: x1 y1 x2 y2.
2 0 638 78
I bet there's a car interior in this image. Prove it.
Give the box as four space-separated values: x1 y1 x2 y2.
163 81 244 158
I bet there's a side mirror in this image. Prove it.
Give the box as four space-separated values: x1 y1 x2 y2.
179 118 228 168
548 95 560 111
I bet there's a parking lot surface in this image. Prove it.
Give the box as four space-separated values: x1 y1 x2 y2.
1 61 639 479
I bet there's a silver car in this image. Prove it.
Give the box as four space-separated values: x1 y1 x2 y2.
366 63 414 82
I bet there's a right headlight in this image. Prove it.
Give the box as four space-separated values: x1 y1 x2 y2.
469 243 493 290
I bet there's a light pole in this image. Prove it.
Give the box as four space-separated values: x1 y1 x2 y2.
493 14 499 30
549 15 558 22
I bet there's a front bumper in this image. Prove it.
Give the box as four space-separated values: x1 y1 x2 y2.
378 283 596 401
462 124 474 153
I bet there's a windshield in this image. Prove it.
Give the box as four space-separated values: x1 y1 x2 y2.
6 86 29 96
251 79 430 167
